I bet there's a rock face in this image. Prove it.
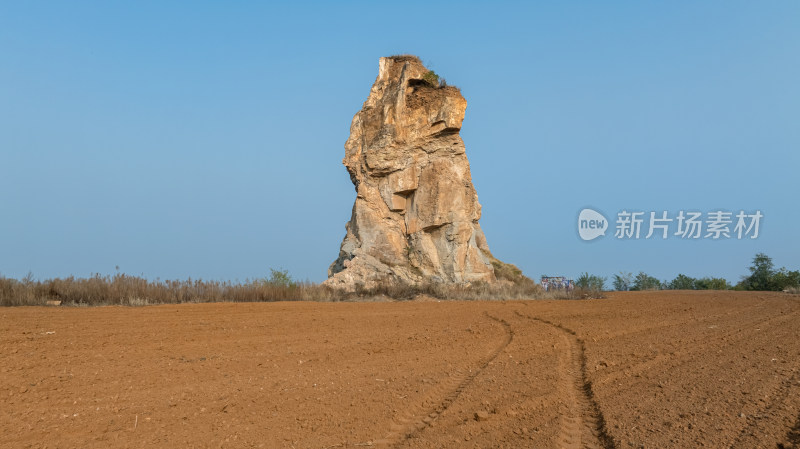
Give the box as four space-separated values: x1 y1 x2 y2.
326 56 508 290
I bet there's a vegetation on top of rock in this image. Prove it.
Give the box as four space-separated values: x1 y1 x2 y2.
386 54 422 63
488 256 537 289
421 70 447 88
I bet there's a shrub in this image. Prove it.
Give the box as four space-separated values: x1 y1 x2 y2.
694 277 731 290
737 253 800 291
421 70 447 88
772 268 800 291
576 272 606 292
668 273 697 290
666 274 730 290
631 272 662 291
490 259 529 285
613 271 633 291
263 268 296 288
739 253 775 291
422 70 439 87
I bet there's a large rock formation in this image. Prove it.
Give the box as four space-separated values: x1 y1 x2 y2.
326 56 513 290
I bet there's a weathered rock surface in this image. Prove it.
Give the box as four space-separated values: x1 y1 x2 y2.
326 56 513 290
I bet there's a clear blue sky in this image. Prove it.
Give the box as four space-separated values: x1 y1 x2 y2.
1 1 798 285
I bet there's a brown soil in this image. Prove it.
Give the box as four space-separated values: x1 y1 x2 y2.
2 291 799 448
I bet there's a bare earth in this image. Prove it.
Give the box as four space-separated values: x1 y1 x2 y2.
2 291 799 448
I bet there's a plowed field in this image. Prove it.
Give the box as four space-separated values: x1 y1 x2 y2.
2 291 799 448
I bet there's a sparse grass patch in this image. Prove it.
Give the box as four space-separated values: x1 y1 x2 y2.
490 258 537 287
387 54 422 63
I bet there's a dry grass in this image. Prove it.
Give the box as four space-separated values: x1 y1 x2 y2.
346 279 603 302
0 273 604 307
0 274 333 307
386 54 422 63
490 259 528 284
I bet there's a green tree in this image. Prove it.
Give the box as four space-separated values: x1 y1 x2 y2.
669 273 697 290
736 253 800 291
771 268 800 291
631 272 661 291
742 253 775 291
613 271 633 291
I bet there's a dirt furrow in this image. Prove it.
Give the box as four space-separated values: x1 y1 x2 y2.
533 293 768 346
730 370 800 448
595 304 797 392
374 313 514 448
780 411 800 449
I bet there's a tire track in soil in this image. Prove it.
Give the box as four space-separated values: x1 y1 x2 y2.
515 311 616 449
779 411 800 449
373 312 513 448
